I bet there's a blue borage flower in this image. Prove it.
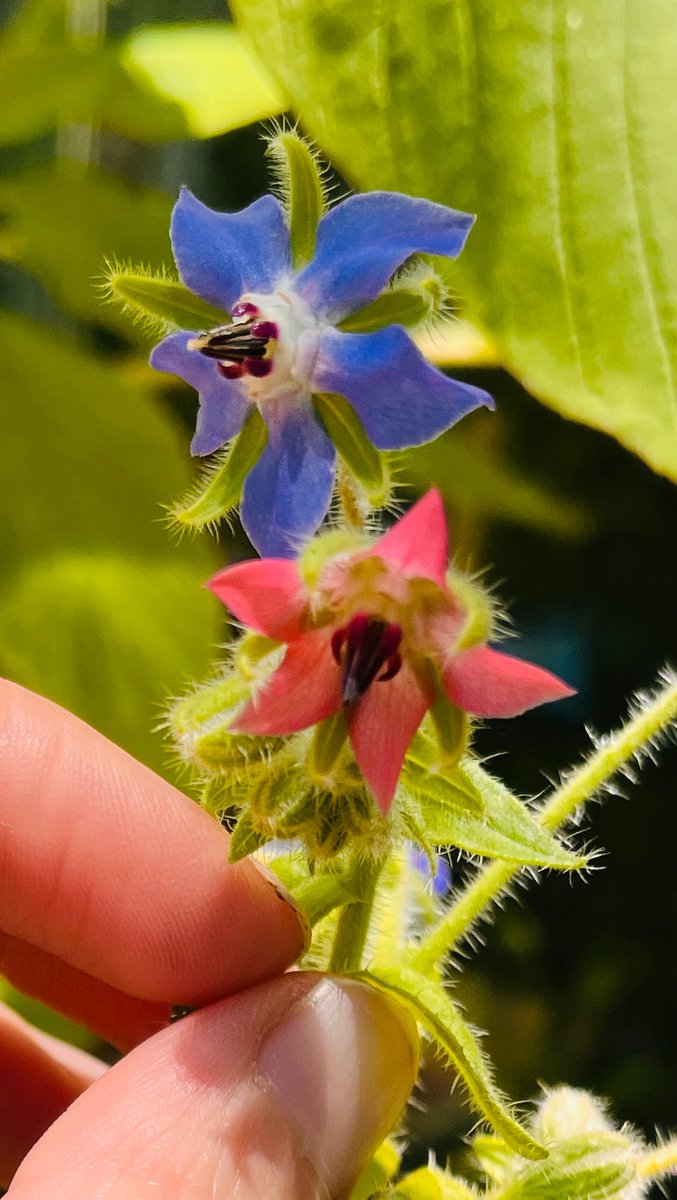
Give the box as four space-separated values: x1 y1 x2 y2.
150 187 493 556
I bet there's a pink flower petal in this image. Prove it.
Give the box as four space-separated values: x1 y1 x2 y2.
208 559 308 640
371 489 449 588
442 645 575 717
347 662 433 813
232 629 342 735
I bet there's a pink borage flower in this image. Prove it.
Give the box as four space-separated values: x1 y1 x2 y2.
208 491 574 811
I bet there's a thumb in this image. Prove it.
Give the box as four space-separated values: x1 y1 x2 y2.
8 972 419 1200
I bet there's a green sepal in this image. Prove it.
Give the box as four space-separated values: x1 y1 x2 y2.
266 126 327 269
170 408 267 532
234 632 282 681
356 966 548 1161
307 711 349 780
228 812 269 862
104 264 227 331
313 392 388 506
338 263 447 333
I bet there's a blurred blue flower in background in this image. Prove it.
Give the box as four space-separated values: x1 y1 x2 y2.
151 186 492 556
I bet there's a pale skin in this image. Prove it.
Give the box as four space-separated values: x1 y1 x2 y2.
0 680 418 1199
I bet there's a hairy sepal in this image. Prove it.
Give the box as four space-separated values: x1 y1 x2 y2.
313 392 389 507
265 125 328 269
169 408 267 532
104 262 227 331
338 261 449 333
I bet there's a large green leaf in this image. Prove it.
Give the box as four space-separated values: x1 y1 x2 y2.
0 167 172 337
232 0 677 482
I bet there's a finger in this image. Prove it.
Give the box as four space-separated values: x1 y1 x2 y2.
0 681 308 1004
0 1003 106 1187
0 933 169 1051
7 973 420 1200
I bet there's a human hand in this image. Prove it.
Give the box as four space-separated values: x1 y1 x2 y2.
0 681 418 1199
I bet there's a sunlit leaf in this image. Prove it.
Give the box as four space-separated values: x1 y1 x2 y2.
119 24 284 139
403 745 585 869
357 966 547 1160
233 0 677 481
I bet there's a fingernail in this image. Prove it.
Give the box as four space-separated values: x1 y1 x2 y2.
249 858 312 954
258 977 419 1198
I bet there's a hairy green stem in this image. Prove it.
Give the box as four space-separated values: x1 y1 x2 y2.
410 670 677 973
329 860 380 973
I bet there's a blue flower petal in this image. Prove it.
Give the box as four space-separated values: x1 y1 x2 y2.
294 192 475 321
170 188 292 312
240 403 336 557
150 332 249 456
312 326 493 449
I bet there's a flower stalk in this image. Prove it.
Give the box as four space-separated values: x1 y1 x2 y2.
329 858 382 973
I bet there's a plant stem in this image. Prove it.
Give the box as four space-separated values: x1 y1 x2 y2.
329 859 380 973
410 669 677 974
638 1138 677 1180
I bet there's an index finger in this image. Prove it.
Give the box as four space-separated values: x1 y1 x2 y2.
0 681 307 1005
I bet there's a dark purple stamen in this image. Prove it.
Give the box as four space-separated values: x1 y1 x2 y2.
331 612 403 706
194 318 279 367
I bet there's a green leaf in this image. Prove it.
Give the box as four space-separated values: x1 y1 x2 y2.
402 743 585 869
313 393 387 506
0 167 173 338
105 265 227 333
118 24 284 139
0 554 215 773
357 966 547 1161
233 0 677 482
